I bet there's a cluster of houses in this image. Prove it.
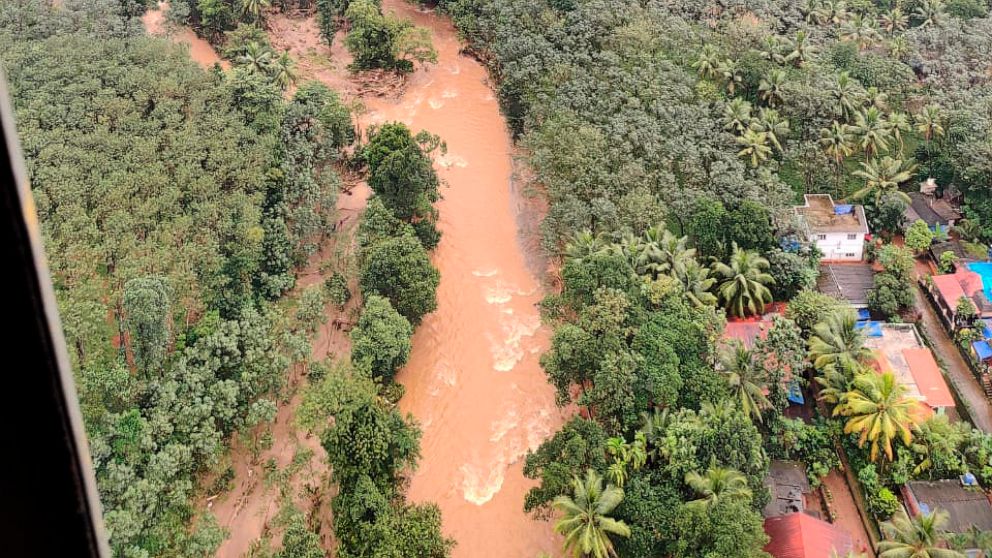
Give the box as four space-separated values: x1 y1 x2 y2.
719 185 992 556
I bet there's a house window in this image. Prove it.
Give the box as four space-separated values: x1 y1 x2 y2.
847 233 858 240
845 253 856 258
817 234 827 240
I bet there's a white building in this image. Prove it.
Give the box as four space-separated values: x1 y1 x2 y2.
794 194 869 261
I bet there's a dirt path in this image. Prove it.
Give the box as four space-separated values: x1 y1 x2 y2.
913 259 992 432
822 470 876 557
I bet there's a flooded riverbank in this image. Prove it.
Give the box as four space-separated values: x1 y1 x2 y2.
141 2 229 70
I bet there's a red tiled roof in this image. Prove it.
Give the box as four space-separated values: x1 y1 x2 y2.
764 513 854 558
903 348 956 409
933 270 983 307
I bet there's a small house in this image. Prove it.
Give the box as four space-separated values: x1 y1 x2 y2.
865 323 956 417
794 194 870 262
817 262 875 309
927 269 992 326
763 513 854 558
904 181 962 235
903 479 992 535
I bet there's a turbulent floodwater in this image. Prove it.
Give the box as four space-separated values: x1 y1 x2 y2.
373 3 566 556
144 2 565 555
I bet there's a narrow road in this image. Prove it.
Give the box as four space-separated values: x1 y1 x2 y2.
913 260 992 432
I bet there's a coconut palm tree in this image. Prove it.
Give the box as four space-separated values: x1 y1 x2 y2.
783 30 815 67
916 105 945 176
852 156 917 204
836 371 919 463
759 70 788 107
723 98 753 133
271 51 296 90
553 469 631 558
915 0 947 28
816 359 872 406
673 258 718 308
878 509 964 558
717 58 743 95
840 13 880 50
751 108 790 153
880 7 908 34
718 341 771 422
737 129 773 168
820 121 856 166
888 111 911 151
638 408 673 463
711 243 775 318
852 107 893 158
809 310 873 371
812 0 849 25
237 41 274 74
866 86 889 112
566 230 609 263
685 466 753 511
829 72 864 119
693 44 721 80
756 35 784 62
240 0 271 24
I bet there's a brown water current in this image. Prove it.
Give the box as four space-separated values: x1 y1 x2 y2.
145 2 565 555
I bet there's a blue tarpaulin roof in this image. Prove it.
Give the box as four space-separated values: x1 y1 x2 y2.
786 379 805 405
855 321 883 337
857 308 871 321
982 319 992 339
835 204 854 215
974 341 992 361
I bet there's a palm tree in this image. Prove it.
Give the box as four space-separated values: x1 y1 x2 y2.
878 509 965 558
911 414 966 477
718 341 771 422
673 258 718 308
852 107 893 158
812 0 849 25
916 105 945 177
693 44 721 80
237 41 274 75
240 0 271 24
915 0 947 28
711 243 775 318
723 98 753 133
756 35 783 62
888 111 911 151
836 371 919 463
566 230 608 262
820 121 856 166
809 310 873 371
840 13 880 50
880 7 908 34
752 108 790 153
759 70 787 107
829 72 864 119
271 51 296 90
638 408 673 464
783 30 815 67
737 128 773 168
866 86 889 112
852 156 917 204
685 466 753 511
553 469 631 558
717 58 743 95
816 359 871 406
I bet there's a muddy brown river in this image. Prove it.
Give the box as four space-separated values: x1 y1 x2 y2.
145 3 564 556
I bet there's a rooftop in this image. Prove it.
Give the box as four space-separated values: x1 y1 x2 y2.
763 513 854 558
795 194 869 234
724 320 771 350
904 480 992 533
865 324 955 411
764 460 811 518
929 239 974 264
906 192 962 226
817 262 875 308
932 270 992 316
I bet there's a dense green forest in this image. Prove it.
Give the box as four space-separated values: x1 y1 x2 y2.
0 1 354 555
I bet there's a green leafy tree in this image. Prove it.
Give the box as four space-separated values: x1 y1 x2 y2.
905 219 936 253
123 276 171 373
360 234 440 324
350 294 413 383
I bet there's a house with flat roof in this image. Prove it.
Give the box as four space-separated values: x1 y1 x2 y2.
794 194 869 262
763 513 854 558
763 460 812 518
864 323 956 416
902 479 992 535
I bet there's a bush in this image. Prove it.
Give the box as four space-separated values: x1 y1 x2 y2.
324 272 351 307
868 272 914 318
